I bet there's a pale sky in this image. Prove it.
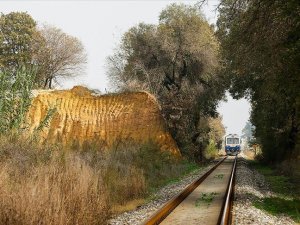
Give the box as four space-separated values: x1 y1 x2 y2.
218 92 251 136
0 0 250 135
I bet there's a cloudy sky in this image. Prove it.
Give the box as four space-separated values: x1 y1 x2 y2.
0 0 250 135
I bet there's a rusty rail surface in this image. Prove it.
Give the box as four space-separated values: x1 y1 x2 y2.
142 156 228 225
218 155 237 225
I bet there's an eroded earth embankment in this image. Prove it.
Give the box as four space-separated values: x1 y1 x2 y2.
27 86 180 155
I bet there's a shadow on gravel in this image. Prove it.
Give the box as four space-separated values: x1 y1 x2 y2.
248 159 300 223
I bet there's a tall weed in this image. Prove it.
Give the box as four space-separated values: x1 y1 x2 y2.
0 67 36 133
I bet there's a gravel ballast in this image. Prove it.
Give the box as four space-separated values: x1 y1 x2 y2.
232 154 295 225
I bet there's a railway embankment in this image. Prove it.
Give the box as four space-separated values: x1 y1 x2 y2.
233 155 299 225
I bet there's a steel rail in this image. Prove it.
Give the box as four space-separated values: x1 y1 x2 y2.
142 156 227 225
218 155 237 225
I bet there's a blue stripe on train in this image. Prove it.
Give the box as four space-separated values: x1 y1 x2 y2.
225 145 240 151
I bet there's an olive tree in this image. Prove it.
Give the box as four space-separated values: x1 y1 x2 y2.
107 4 225 160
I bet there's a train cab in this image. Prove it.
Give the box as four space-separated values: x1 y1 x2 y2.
225 134 241 155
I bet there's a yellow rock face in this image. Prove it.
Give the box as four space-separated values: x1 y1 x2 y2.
27 86 180 156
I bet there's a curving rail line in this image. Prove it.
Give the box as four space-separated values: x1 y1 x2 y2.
143 156 237 225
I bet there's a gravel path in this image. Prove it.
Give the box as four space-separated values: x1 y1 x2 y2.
108 162 217 225
232 154 295 225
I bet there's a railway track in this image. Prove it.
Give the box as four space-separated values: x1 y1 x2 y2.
142 156 237 225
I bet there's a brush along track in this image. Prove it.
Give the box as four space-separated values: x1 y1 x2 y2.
142 156 237 225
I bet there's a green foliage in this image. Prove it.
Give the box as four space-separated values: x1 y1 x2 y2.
265 174 292 197
217 0 300 162
0 12 39 72
0 67 36 133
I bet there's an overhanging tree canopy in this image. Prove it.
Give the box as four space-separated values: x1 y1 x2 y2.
217 0 300 162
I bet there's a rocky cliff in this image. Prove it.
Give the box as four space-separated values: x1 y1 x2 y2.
27 86 180 156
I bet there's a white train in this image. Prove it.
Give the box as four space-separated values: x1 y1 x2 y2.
225 134 241 155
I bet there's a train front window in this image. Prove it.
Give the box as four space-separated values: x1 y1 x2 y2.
226 138 239 144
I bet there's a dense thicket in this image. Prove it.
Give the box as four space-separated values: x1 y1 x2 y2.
217 0 300 162
107 4 226 160
0 12 86 88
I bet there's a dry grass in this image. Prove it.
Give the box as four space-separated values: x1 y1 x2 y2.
0 135 197 224
0 136 110 225
87 139 188 206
